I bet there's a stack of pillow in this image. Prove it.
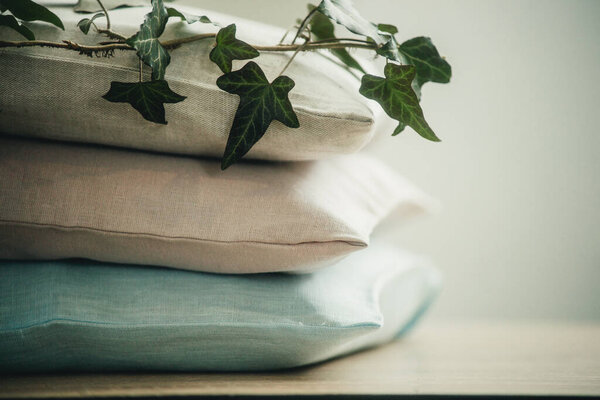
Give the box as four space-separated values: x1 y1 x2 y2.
0 3 440 372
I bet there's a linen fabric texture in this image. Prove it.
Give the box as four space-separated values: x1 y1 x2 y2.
0 136 434 273
0 4 383 161
0 243 440 372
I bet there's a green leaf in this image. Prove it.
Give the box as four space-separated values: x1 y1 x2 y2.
216 61 299 169
399 36 452 86
103 80 186 125
392 122 407 136
0 14 35 40
0 0 64 30
316 0 398 60
308 4 365 73
375 33 399 61
316 0 380 43
125 0 170 80
364 24 400 61
166 7 216 26
209 24 259 74
377 23 397 35
77 12 105 34
360 63 440 142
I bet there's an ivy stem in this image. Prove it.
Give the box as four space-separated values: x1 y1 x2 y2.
162 33 217 49
97 29 128 42
278 29 290 45
96 0 111 30
255 41 377 51
310 37 374 45
278 40 308 77
0 40 131 54
93 0 128 41
291 7 318 44
0 37 377 54
139 59 143 82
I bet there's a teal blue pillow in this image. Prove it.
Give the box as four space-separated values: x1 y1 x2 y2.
0 244 440 372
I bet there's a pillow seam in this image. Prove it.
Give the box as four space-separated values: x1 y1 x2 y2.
0 318 381 333
0 220 366 248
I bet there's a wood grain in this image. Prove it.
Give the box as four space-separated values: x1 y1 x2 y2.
1 321 599 398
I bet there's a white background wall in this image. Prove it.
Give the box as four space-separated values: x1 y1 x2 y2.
180 0 600 321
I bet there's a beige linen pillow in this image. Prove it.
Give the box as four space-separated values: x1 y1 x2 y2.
0 4 381 162
0 136 433 274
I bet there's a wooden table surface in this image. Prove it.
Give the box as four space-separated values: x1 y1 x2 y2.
1 321 599 398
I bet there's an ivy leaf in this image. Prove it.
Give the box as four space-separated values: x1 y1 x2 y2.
166 7 216 26
393 122 407 136
316 0 398 61
364 25 400 61
125 0 170 80
209 24 259 74
103 80 186 125
0 14 35 40
308 4 365 73
316 0 381 42
375 33 399 61
365 23 398 42
216 61 299 169
0 0 64 30
377 23 397 35
360 63 440 142
77 12 105 34
399 36 452 86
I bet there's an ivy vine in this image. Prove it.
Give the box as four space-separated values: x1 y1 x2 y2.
0 0 452 169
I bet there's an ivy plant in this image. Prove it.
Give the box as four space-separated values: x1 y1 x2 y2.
0 0 452 169
217 61 299 170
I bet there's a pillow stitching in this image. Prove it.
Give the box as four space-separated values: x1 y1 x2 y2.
0 220 366 247
0 317 382 333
